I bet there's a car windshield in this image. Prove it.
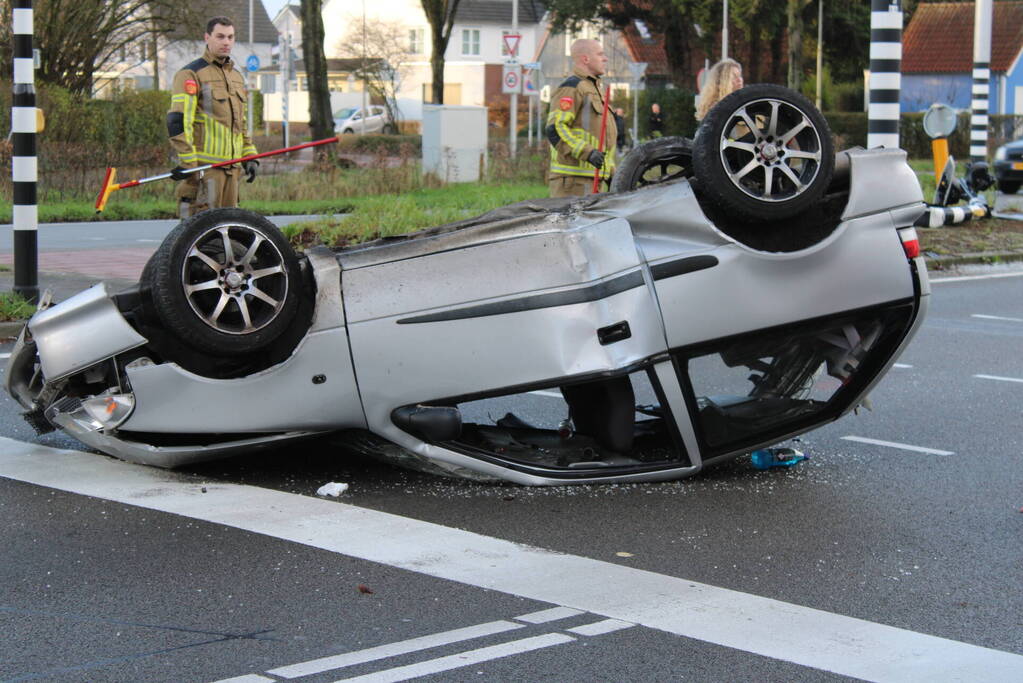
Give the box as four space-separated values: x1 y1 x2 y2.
334 108 359 119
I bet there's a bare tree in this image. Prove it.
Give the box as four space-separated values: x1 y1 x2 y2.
420 0 462 104
300 0 334 143
0 0 204 94
337 19 412 129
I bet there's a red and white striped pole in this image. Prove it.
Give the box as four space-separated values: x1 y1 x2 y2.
11 0 38 302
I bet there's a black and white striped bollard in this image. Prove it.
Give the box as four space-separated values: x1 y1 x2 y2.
867 0 902 150
11 0 38 302
970 0 993 163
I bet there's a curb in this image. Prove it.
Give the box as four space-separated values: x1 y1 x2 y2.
0 320 24 339
923 251 1023 270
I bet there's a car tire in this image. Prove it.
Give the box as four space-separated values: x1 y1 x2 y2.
148 208 303 355
998 180 1020 194
610 136 693 193
343 128 354 135
692 83 834 222
382 124 396 135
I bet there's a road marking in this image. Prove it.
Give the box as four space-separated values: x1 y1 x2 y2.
971 314 1023 323
841 436 954 456
1 438 1020 681
974 374 1023 384
528 390 563 399
0 353 10 359
514 606 585 624
211 676 276 683
931 271 1023 284
334 633 575 683
565 618 635 636
892 363 913 368
269 621 524 678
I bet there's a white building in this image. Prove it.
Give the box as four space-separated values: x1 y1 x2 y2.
319 0 546 122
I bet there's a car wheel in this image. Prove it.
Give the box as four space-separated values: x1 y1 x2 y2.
692 83 834 222
611 136 693 193
343 128 354 135
382 124 396 135
148 208 303 355
998 180 1020 194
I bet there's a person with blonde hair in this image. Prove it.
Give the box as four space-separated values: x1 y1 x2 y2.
696 58 744 121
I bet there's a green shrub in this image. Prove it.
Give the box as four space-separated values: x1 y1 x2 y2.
335 134 421 155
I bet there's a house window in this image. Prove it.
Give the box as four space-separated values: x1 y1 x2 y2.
461 29 480 56
409 28 424 54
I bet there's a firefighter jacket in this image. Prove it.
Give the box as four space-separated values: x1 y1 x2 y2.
167 48 257 167
546 67 617 179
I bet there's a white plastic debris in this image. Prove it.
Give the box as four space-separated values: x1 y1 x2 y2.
316 482 349 497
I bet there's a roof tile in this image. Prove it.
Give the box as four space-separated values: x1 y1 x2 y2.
903 1 1023 73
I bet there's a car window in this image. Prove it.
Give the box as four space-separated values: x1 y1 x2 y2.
333 107 357 120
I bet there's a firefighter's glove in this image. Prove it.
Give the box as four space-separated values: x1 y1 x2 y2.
587 150 605 169
170 166 192 181
243 160 259 183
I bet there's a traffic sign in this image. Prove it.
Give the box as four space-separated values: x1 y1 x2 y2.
502 33 521 58
502 64 521 94
246 54 260 72
523 67 539 96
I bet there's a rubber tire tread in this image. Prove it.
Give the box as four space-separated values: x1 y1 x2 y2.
148 208 303 355
611 136 694 193
691 83 834 222
998 180 1020 194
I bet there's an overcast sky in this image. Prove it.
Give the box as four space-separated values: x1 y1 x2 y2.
261 0 290 22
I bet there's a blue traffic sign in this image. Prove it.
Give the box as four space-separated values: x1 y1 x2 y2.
246 54 260 72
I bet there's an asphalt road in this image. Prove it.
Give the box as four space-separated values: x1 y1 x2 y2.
0 269 1021 682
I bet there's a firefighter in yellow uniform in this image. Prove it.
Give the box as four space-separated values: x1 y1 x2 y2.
167 16 258 217
546 39 617 197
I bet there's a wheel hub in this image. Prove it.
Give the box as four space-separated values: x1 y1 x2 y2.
224 270 245 291
760 142 779 163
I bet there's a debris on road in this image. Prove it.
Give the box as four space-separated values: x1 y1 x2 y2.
357 584 375 594
751 448 808 470
316 482 350 497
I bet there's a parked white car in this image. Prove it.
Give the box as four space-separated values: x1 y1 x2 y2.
334 106 395 135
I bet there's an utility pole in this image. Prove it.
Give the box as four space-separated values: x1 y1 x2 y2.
722 0 729 60
362 0 368 133
282 31 290 148
816 0 823 110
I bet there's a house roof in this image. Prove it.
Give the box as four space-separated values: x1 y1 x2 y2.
902 1 1023 73
621 18 669 76
168 0 278 44
455 0 545 24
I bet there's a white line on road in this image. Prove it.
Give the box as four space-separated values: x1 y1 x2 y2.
514 606 585 624
971 314 1023 323
841 436 954 456
210 676 276 683
893 363 913 368
269 621 524 679
565 619 635 637
931 271 1023 284
528 390 563 399
335 633 575 683
974 374 1023 384
0 353 10 359
1 438 1020 681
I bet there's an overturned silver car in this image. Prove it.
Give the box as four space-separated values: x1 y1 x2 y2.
6 85 930 484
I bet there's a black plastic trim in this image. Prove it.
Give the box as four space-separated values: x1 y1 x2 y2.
396 270 645 324
650 255 719 281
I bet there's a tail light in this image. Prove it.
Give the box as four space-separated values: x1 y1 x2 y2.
897 227 920 259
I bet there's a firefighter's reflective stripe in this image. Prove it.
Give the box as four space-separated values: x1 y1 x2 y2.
549 108 587 157
171 93 199 166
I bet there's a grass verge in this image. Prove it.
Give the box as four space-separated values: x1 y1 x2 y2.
0 291 36 322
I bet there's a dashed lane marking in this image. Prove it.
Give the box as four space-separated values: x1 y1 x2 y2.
1 437 1020 682
565 618 635 637
514 606 585 624
267 621 524 679
971 314 1023 323
893 363 913 368
528 390 563 399
841 435 954 456
334 633 575 683
974 374 1023 384
210 676 275 683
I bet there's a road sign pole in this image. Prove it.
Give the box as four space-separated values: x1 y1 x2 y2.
510 0 519 157
12 0 38 302
248 0 253 138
